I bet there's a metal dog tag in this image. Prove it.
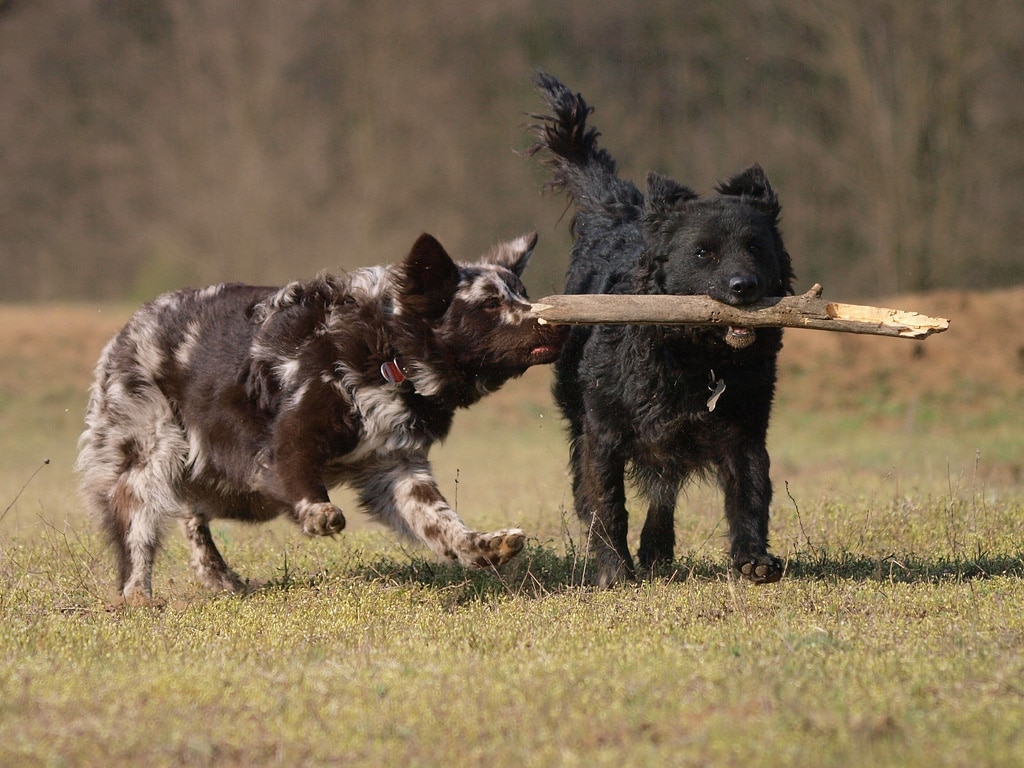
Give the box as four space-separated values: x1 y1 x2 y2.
706 373 726 412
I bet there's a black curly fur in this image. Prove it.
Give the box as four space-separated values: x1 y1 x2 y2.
529 71 796 586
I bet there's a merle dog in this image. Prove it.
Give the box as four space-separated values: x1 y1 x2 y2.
529 72 795 586
76 232 565 603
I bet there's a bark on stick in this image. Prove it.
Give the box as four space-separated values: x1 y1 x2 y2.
531 285 949 340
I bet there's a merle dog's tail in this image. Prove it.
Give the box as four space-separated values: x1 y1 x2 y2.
527 71 622 205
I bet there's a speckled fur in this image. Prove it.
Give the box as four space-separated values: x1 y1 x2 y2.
76 233 565 602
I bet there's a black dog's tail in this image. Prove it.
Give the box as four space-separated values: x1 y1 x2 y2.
527 71 623 206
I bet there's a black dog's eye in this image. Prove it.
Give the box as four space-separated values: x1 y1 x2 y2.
749 243 763 256
695 248 711 260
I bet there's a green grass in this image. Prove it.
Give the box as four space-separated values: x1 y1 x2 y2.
3 532 1024 767
2 308 1024 767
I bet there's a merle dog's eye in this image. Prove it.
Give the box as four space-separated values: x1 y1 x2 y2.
482 297 501 311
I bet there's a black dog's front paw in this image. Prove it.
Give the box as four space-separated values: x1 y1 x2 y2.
734 553 783 584
590 552 637 589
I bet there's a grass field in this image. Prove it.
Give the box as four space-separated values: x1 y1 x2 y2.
2 292 1023 767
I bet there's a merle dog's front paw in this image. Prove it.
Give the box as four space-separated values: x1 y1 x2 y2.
299 501 347 536
733 553 784 584
461 529 526 568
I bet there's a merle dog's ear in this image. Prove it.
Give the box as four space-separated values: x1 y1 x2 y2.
480 231 538 277
644 171 698 213
716 164 780 220
396 234 460 319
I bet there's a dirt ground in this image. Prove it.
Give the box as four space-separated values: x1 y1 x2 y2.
775 287 1024 406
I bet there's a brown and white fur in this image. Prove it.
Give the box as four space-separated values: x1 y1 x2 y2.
76 232 565 603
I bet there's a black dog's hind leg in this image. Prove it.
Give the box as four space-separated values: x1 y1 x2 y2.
573 430 634 587
719 442 783 584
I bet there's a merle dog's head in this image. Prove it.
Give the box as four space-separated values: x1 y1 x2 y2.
393 233 567 397
641 165 795 348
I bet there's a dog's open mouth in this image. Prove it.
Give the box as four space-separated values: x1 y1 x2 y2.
725 326 756 349
530 344 561 359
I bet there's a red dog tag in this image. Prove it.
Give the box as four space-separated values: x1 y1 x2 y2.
380 359 406 384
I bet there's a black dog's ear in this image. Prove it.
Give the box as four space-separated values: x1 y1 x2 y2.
396 234 461 320
480 231 538 277
644 171 698 213
715 164 780 219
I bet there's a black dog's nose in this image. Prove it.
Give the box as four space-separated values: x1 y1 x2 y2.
729 274 761 300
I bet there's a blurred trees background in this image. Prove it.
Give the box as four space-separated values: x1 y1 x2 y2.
1 0 1021 301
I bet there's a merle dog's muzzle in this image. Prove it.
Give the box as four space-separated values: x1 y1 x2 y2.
529 319 569 363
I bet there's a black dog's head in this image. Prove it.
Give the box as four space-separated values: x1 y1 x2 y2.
641 165 795 348
394 233 567 399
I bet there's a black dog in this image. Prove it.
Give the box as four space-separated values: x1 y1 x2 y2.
529 72 795 586
76 232 565 602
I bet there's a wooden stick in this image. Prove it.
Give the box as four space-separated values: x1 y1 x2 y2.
531 284 950 340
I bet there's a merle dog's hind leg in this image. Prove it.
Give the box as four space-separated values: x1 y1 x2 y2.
104 466 178 604
77 398 189 604
356 456 525 569
109 481 161 604
182 516 246 593
573 430 634 587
